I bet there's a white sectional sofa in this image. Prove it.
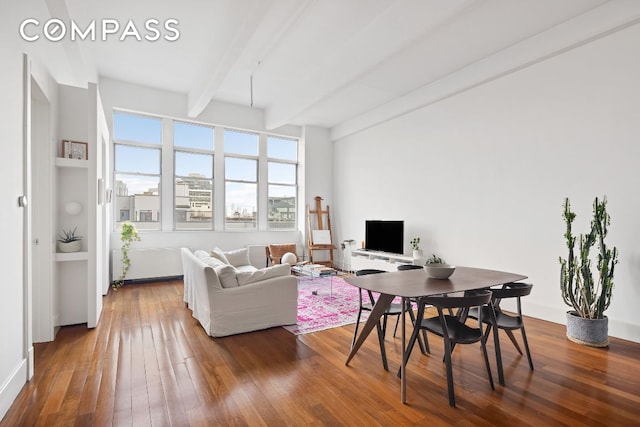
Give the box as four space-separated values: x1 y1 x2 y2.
181 247 298 337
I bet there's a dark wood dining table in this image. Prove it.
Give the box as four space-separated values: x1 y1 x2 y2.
344 266 527 403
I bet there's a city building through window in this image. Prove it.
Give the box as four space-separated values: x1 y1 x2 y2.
112 111 299 232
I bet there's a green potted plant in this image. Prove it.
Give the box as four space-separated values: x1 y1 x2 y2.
410 237 423 259
112 221 141 290
57 227 82 253
559 196 618 347
425 254 446 265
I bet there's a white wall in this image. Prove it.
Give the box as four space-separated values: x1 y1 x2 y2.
0 1 65 416
302 125 334 262
334 23 640 342
0 47 28 421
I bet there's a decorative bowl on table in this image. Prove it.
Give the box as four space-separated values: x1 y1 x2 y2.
424 264 456 279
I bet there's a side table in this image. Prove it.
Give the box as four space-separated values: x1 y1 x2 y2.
292 264 339 296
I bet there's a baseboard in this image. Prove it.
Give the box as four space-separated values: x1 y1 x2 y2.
525 301 640 344
0 358 28 421
27 346 34 380
608 318 640 343
122 275 183 285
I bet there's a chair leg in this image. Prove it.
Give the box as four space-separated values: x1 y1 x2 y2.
395 322 422 378
420 329 429 354
505 329 524 355
351 308 363 349
483 322 492 342
480 334 495 391
376 321 389 371
521 327 534 370
445 319 458 362
491 323 505 386
382 315 388 339
393 314 400 338
443 337 456 407
396 303 427 378
407 303 428 355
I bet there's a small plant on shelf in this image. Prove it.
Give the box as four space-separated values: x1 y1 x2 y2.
410 237 421 251
111 221 141 290
425 254 446 265
58 227 82 243
57 227 83 253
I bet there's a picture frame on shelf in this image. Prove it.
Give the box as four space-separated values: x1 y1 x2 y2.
62 140 88 160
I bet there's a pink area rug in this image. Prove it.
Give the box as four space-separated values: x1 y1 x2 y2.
282 276 370 335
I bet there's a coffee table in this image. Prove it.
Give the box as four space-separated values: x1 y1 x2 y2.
292 264 339 296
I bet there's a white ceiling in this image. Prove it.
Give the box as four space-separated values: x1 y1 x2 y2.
16 0 640 137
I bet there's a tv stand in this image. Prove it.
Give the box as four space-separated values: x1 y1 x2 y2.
351 248 417 272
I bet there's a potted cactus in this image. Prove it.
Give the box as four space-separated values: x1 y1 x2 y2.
559 196 618 347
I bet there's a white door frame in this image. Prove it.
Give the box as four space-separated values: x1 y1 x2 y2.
30 76 54 343
22 54 34 379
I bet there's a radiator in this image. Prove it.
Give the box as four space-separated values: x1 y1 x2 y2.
112 247 183 281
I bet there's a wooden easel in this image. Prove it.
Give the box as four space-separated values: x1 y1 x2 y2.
306 196 335 268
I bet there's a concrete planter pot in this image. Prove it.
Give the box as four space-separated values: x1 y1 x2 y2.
566 311 609 347
57 240 81 253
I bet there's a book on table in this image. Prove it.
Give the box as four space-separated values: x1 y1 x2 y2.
294 264 336 276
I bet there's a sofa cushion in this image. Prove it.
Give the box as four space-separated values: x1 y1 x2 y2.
236 264 291 286
236 265 258 274
194 250 210 260
214 264 238 288
202 256 226 268
224 248 251 267
210 247 230 264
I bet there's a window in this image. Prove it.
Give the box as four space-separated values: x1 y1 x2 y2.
113 112 162 144
225 155 257 230
113 112 162 230
267 136 297 229
225 128 258 155
112 111 299 232
224 130 259 230
174 122 214 230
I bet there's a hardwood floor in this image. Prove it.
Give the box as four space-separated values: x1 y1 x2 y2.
2 280 639 426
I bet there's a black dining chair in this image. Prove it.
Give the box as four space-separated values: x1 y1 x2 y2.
400 289 496 407
396 264 430 355
467 282 534 384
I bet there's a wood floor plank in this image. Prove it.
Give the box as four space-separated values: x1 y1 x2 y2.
2 279 640 426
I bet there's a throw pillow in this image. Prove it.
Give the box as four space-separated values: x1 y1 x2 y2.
214 264 238 288
281 252 297 265
236 263 290 286
224 248 250 267
194 250 211 260
209 247 230 264
201 256 226 268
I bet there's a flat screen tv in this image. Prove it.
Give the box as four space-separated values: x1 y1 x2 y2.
365 220 404 254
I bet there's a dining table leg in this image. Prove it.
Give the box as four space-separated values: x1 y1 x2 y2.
346 293 395 366
401 296 406 403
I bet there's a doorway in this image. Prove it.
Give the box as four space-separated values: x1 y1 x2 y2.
30 77 55 343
